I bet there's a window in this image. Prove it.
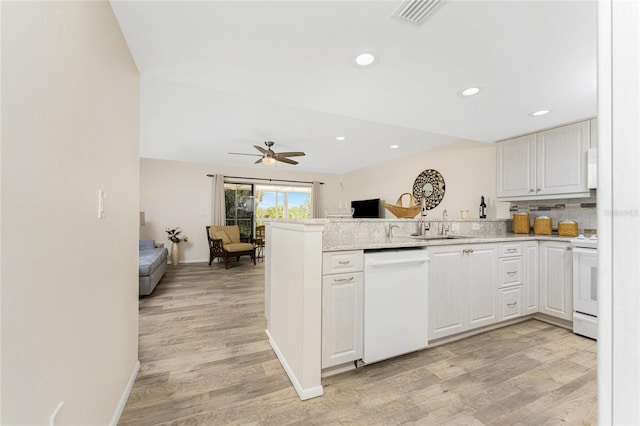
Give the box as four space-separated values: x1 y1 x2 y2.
255 185 311 226
224 182 313 237
224 183 254 239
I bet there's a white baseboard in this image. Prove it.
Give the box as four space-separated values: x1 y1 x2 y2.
109 360 140 426
167 256 209 265
532 313 573 330
265 329 323 400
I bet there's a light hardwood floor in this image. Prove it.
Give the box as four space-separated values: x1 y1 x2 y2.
120 261 597 425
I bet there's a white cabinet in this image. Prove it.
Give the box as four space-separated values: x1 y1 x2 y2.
496 134 536 198
523 241 539 315
428 243 498 340
539 241 573 320
497 242 525 321
499 286 524 320
428 246 467 338
468 245 500 329
322 251 364 369
497 120 593 200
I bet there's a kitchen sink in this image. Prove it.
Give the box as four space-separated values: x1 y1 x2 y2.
410 235 473 240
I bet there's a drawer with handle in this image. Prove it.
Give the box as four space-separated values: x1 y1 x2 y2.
499 257 523 288
499 286 524 320
499 242 523 257
323 250 364 274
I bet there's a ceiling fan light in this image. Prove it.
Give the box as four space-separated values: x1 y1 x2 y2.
262 156 276 165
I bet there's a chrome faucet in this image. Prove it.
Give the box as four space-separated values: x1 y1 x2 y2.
441 210 450 235
387 224 399 238
422 220 430 235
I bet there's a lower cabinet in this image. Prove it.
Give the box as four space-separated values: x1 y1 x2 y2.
321 251 364 369
539 241 573 320
499 286 524 320
497 242 525 320
321 239 573 366
524 241 539 315
428 243 498 340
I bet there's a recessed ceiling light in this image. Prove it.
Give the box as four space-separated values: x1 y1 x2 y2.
531 109 550 116
355 50 377 67
336 136 346 141
390 145 399 149
460 87 480 97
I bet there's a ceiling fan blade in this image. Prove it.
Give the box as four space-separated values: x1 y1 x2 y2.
275 151 306 157
254 158 264 164
229 152 261 157
253 145 269 155
275 156 298 165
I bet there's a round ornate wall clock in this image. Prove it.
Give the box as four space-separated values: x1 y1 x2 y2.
412 169 446 209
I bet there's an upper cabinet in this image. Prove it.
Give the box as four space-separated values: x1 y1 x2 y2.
497 119 596 200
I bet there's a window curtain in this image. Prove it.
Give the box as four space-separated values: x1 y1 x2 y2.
312 181 324 218
211 174 226 226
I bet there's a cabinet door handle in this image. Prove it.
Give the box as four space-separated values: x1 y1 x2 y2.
507 248 517 253
536 188 542 192
333 276 354 283
566 247 572 251
468 248 474 253
530 189 535 192
507 271 517 276
507 302 518 308
338 260 351 265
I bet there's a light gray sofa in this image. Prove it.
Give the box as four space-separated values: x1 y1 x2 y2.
139 240 168 296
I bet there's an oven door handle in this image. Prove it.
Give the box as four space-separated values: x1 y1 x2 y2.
572 246 597 254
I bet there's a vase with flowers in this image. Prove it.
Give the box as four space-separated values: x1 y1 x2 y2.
166 227 188 265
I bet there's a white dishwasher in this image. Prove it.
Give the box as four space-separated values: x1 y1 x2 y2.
363 248 429 364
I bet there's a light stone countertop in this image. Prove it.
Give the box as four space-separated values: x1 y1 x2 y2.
322 233 574 252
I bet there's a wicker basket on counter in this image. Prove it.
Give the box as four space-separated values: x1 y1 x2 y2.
384 193 421 218
512 212 530 234
534 216 553 235
558 220 579 237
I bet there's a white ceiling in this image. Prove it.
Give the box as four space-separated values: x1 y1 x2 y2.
111 0 597 174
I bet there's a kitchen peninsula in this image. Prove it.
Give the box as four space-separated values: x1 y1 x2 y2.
264 218 575 400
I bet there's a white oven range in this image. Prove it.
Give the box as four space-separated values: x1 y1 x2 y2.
571 234 598 339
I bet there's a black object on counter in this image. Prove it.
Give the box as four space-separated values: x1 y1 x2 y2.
479 196 487 219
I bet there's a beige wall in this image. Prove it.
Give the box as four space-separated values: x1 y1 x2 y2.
341 140 511 220
1 2 139 424
140 141 509 265
140 158 342 263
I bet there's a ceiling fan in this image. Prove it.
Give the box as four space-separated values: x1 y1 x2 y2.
229 141 306 165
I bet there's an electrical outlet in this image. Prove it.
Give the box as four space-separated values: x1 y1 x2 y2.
472 222 480 231
451 223 461 231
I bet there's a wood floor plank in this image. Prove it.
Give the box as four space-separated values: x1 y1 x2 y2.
119 261 597 425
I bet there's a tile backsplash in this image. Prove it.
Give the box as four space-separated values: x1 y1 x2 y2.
509 196 597 234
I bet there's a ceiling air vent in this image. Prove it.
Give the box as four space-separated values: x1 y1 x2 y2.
391 0 442 25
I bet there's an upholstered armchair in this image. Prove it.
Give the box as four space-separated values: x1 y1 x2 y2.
206 225 256 269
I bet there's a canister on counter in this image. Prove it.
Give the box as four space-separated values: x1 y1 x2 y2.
558 220 579 237
534 216 552 235
512 212 530 234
